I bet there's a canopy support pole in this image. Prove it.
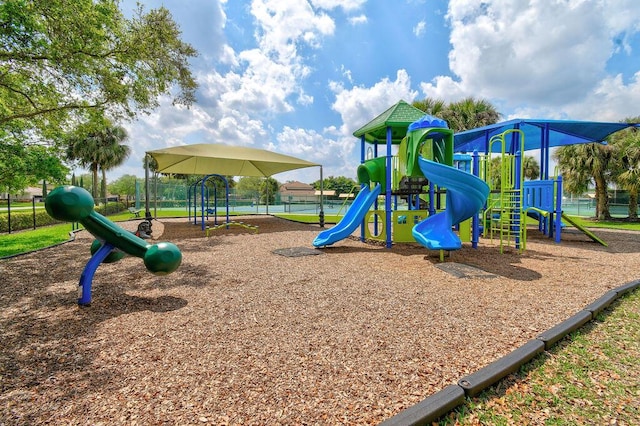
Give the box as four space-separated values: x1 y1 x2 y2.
144 153 152 221
319 165 324 228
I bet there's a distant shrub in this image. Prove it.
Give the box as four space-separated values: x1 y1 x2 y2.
0 202 127 232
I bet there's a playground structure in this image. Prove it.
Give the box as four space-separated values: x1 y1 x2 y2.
187 174 231 230
45 185 182 306
313 100 612 252
187 174 262 235
314 106 490 254
479 128 607 252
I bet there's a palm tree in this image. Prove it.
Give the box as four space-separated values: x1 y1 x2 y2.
554 143 614 220
67 119 130 200
441 97 501 132
522 155 540 180
610 119 640 220
412 96 501 133
412 98 447 118
97 126 130 201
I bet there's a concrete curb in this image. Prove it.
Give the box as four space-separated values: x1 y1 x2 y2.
537 310 592 350
378 385 465 426
458 339 544 397
380 279 640 425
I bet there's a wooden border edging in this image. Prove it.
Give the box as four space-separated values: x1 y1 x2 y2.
379 280 639 425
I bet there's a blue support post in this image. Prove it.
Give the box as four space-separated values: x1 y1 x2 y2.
360 136 366 242
428 184 436 217
472 150 480 249
555 176 563 243
78 242 115 306
514 150 522 250
385 127 392 248
543 123 550 180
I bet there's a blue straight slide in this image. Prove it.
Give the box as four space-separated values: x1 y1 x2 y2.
413 156 490 250
313 183 382 247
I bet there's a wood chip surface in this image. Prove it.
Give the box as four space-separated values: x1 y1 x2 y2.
1 216 638 425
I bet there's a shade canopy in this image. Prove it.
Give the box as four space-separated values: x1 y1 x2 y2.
453 119 638 153
147 143 320 177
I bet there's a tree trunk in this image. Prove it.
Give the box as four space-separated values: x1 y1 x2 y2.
629 189 638 220
594 175 611 220
101 168 107 202
91 165 99 201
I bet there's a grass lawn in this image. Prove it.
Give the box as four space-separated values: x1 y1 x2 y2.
440 290 639 425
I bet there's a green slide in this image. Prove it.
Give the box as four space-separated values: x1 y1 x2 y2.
561 213 607 247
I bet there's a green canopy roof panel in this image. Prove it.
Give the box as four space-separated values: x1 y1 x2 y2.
147 143 319 177
352 100 427 144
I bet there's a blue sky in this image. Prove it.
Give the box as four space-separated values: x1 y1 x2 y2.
106 0 640 184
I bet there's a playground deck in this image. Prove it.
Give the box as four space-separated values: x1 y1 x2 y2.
1 216 638 424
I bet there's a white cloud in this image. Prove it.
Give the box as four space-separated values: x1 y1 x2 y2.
413 20 426 37
330 69 418 136
275 69 420 182
310 0 367 12
269 126 350 183
423 0 640 120
566 71 640 121
348 14 367 25
250 0 335 57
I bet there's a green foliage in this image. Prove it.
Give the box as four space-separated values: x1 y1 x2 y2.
609 119 640 219
487 155 539 191
260 177 280 204
312 176 358 197
522 155 540 180
0 0 198 140
412 96 501 133
236 176 263 193
555 143 615 220
235 176 280 204
0 210 61 233
66 117 130 198
108 174 138 197
0 140 68 193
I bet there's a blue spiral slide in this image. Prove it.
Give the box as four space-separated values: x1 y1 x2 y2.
313 183 382 247
412 156 490 250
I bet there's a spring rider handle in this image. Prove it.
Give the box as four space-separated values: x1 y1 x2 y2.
45 186 182 305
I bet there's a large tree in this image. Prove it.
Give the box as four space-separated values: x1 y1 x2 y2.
413 97 501 133
236 176 279 204
0 0 198 140
0 139 67 193
66 119 130 200
108 174 138 198
554 143 614 220
609 118 640 220
412 98 447 118
96 125 130 200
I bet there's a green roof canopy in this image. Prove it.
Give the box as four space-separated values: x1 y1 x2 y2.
352 100 426 144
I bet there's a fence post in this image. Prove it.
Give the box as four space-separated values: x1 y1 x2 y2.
7 193 11 234
32 196 37 229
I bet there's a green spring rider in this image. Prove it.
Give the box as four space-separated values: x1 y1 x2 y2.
45 186 182 306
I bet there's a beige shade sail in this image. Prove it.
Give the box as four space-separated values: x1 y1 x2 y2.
147 143 319 177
